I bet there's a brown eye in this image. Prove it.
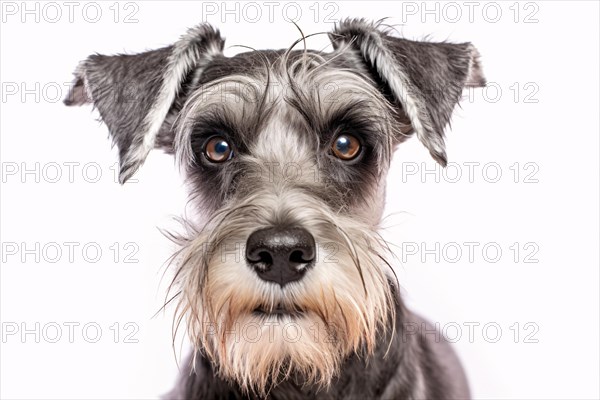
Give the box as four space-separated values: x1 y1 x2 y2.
331 134 361 160
204 136 233 163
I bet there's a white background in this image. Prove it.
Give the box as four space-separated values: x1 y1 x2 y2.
1 1 599 399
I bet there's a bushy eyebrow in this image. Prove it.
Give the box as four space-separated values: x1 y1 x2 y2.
286 94 393 152
177 60 399 168
175 74 276 160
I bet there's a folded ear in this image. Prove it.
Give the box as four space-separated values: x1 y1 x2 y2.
329 19 485 166
64 24 224 183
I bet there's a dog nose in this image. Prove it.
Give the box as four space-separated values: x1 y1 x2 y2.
246 227 316 286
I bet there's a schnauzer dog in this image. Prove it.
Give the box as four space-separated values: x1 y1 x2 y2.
65 19 485 399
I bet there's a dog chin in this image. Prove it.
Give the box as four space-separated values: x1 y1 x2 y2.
200 309 347 395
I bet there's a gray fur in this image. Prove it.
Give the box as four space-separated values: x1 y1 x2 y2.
65 24 224 182
65 18 484 400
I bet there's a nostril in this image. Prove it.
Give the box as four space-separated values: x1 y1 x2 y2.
258 251 273 265
246 249 273 264
289 249 312 264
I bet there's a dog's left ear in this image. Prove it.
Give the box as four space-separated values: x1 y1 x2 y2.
64 24 224 183
329 19 485 166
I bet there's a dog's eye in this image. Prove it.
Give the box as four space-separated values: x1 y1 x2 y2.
204 136 233 163
331 134 361 160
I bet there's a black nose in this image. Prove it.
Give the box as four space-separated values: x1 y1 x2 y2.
246 227 316 286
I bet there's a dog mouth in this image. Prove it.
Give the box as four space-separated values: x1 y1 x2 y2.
253 304 304 316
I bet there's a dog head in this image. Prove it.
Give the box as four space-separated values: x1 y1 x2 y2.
65 19 484 395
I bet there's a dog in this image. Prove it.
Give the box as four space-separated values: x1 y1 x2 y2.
64 18 485 399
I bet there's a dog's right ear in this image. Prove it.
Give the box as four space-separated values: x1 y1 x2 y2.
64 24 224 183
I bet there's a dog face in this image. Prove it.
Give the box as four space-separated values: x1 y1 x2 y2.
172 50 399 392
65 19 484 395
